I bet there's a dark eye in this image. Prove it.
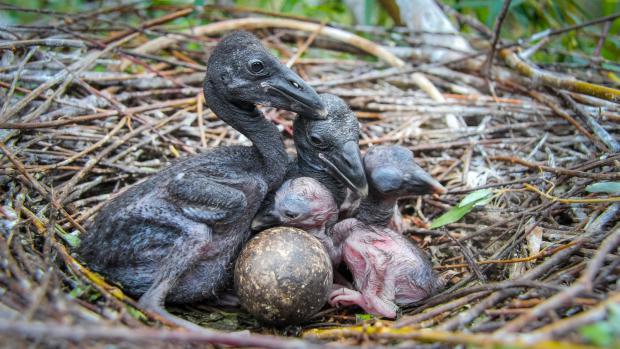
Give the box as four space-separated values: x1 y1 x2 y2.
290 80 302 90
249 59 264 73
284 210 300 219
309 134 324 146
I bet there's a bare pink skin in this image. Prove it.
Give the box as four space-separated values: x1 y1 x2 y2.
328 218 437 318
271 159 442 318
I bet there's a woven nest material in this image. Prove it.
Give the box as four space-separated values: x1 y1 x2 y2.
1 5 619 349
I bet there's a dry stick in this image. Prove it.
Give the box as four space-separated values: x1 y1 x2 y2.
523 183 620 204
439 235 587 331
534 12 620 42
559 91 620 152
0 38 86 49
397 291 489 327
440 204 618 332
0 33 138 124
0 98 195 129
305 323 593 349
133 17 405 68
286 21 326 68
444 231 486 282
499 48 620 103
490 156 620 180
0 47 36 118
527 89 608 152
196 93 207 149
56 107 195 204
0 319 329 349
102 7 193 44
482 0 512 78
593 21 612 57
410 72 465 129
435 240 581 269
527 291 620 343
495 225 620 334
35 117 127 170
397 279 566 328
498 79 606 151
55 116 134 203
0 142 86 234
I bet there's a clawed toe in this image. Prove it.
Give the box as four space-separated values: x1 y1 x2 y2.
139 299 204 332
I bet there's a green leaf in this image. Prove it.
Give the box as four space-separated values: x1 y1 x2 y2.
608 304 620 334
430 203 475 229
586 182 620 194
458 189 493 208
280 0 298 13
355 313 373 323
580 322 613 346
431 189 493 229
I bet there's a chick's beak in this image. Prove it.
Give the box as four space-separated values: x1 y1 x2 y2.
265 69 327 120
319 141 368 197
406 168 446 195
251 210 280 231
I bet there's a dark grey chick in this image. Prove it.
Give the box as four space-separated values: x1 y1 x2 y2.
78 31 326 327
251 93 367 231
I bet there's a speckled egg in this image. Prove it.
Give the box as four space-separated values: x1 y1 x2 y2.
234 227 333 326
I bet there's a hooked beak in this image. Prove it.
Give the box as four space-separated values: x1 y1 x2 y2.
405 168 446 195
319 141 368 197
251 210 280 231
263 69 327 120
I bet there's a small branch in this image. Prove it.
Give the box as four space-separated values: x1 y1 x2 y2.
490 156 620 180
0 98 195 129
593 21 612 57
102 8 194 44
435 240 580 269
528 12 620 43
0 38 87 49
495 227 620 334
559 91 620 152
286 21 326 68
0 319 326 349
482 0 512 78
527 291 620 342
444 231 486 281
499 48 620 103
523 183 620 204
0 141 86 234
305 323 593 349
133 17 405 67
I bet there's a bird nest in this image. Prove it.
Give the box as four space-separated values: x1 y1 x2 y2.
1 4 619 349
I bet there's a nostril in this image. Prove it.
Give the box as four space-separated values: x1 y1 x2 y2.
289 80 302 90
284 210 300 219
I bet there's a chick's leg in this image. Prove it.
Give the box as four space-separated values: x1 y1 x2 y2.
138 224 212 330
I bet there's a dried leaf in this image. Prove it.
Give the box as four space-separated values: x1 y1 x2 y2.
527 226 544 256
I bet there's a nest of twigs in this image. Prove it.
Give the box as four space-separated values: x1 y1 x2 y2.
1 3 619 349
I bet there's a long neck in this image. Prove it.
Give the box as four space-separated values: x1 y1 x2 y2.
356 191 396 226
296 156 347 205
204 82 287 188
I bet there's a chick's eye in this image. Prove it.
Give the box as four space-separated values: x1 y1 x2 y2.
283 210 300 219
249 59 264 73
309 134 324 146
